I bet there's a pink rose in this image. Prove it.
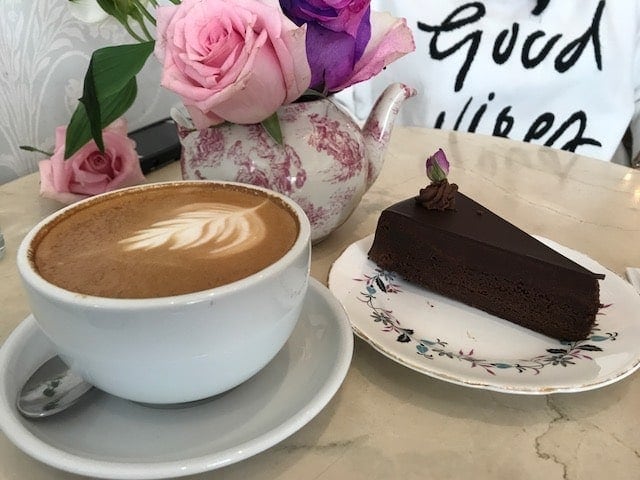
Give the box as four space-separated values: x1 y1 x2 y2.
155 0 312 130
332 11 415 92
39 118 145 204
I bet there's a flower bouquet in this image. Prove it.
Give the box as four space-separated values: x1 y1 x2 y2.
64 0 414 154
35 0 414 203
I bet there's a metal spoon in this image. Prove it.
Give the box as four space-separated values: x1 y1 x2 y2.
17 356 93 419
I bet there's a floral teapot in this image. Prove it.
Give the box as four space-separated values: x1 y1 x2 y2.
173 83 416 243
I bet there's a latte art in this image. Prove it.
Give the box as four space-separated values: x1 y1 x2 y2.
119 202 268 257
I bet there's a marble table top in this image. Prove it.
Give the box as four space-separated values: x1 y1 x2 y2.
1 127 639 479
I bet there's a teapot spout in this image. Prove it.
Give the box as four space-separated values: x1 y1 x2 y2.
362 83 416 190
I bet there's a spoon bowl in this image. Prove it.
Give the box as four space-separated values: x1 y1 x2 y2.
17 356 93 419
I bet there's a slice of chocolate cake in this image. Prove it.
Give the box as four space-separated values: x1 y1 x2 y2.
368 149 604 341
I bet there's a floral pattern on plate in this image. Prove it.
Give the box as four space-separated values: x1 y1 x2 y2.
329 235 640 394
357 267 618 375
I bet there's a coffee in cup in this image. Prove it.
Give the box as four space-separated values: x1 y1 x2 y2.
31 183 299 298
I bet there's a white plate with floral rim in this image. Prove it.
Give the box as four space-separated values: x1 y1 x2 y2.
328 235 640 394
0 279 353 479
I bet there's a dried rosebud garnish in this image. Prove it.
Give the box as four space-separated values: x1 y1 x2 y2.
416 148 458 210
425 148 450 183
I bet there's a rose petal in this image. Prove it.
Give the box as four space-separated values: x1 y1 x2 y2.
330 11 415 92
39 159 87 204
305 24 357 91
281 0 369 39
273 23 310 103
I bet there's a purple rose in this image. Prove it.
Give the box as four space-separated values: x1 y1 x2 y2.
425 149 450 183
280 0 372 92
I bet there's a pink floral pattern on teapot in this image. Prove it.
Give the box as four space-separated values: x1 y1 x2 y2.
174 83 416 243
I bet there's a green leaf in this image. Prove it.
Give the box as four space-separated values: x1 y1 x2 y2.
65 79 138 158
96 0 126 21
494 363 512 369
90 42 154 97
64 41 154 158
261 112 284 145
80 61 104 152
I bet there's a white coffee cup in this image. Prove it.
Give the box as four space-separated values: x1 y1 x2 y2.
17 181 311 404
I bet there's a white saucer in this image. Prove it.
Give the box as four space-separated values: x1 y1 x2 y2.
0 278 353 479
329 235 640 394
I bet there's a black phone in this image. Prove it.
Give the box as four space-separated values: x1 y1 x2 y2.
128 118 181 174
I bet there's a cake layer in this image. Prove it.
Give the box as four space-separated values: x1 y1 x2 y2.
368 193 604 341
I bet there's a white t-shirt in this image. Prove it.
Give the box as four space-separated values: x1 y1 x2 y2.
338 0 640 166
